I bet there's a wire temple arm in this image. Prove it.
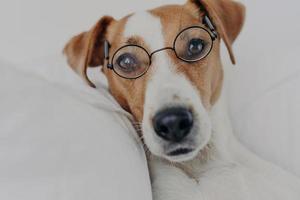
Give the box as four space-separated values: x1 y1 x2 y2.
104 40 114 69
104 40 110 60
203 15 218 40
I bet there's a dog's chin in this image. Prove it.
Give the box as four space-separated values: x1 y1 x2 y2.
150 139 211 163
163 148 200 163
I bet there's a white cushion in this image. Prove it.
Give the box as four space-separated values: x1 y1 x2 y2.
0 61 152 200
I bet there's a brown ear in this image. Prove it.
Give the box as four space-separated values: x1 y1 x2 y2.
63 16 115 87
190 0 245 64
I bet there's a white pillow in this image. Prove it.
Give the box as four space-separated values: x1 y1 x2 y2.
0 61 152 200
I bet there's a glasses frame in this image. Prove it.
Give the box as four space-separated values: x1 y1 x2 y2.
104 15 218 80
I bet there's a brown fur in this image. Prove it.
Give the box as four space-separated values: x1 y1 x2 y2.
63 0 245 122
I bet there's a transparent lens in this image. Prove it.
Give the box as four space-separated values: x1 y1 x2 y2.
112 46 150 79
174 27 213 62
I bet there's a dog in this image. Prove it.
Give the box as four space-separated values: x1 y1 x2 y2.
63 0 300 199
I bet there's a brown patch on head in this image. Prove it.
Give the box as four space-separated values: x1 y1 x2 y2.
149 0 245 107
150 4 203 43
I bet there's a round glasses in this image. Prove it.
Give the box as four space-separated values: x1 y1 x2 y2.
107 26 215 79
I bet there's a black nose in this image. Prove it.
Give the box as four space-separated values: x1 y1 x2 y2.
153 107 194 142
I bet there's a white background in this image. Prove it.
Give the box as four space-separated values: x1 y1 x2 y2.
0 0 186 63
0 0 299 176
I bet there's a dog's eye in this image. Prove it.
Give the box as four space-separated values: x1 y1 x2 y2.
116 53 139 73
112 45 150 79
174 27 213 62
187 38 205 58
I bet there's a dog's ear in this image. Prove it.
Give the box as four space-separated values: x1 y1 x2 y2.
189 0 246 64
64 16 115 87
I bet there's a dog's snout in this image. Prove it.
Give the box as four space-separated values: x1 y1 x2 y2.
153 107 193 142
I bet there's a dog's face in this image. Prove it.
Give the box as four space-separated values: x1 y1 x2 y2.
64 0 245 162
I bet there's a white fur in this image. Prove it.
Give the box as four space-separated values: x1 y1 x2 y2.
124 11 300 200
124 11 164 51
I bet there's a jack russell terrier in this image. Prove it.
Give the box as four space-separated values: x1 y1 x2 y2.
64 0 300 199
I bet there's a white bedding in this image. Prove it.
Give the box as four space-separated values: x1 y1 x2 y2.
0 61 152 200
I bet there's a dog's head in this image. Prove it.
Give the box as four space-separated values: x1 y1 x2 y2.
64 0 245 162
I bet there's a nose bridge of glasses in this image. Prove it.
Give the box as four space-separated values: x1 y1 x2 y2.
150 47 174 58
